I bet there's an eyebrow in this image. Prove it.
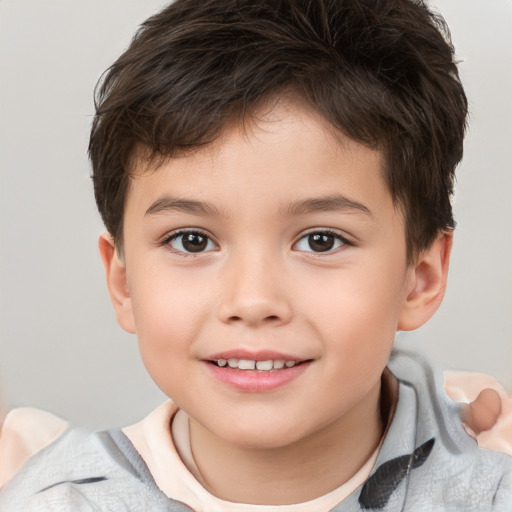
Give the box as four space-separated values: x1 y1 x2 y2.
281 195 372 217
145 196 224 217
145 194 372 218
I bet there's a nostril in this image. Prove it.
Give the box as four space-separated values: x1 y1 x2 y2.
226 314 281 324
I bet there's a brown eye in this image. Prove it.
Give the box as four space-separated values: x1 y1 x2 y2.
308 233 335 252
294 230 346 253
167 231 216 253
182 233 207 252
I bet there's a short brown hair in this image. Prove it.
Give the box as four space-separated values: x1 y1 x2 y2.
89 0 468 262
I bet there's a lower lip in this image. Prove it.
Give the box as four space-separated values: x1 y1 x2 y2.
205 361 311 393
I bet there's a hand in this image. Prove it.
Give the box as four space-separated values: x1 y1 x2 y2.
445 371 512 456
460 387 502 435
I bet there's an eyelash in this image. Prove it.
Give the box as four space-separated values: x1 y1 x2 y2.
160 228 352 256
293 229 352 255
160 229 218 257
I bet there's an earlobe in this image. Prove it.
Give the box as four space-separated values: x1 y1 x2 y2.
397 231 453 331
98 232 136 334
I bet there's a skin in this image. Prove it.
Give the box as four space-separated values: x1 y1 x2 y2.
100 99 452 505
465 389 502 433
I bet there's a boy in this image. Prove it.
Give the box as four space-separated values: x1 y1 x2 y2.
1 0 511 510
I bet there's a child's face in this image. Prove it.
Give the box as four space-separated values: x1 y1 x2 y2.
115 100 417 449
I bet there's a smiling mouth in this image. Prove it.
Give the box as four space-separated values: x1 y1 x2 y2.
206 356 312 392
210 358 309 371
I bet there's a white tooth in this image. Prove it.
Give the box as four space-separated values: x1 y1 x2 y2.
273 360 285 369
238 359 256 370
217 359 227 367
285 360 296 368
228 358 239 368
256 360 273 371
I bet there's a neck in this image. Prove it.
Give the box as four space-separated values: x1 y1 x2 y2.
188 378 393 505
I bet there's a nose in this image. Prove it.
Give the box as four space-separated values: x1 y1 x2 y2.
217 250 293 327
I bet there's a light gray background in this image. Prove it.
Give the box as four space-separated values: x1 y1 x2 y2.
0 0 511 429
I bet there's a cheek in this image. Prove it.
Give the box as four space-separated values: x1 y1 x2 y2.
302 261 407 359
129 272 211 381
131 262 211 332
307 268 404 329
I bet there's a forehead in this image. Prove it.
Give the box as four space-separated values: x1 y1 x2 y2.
125 99 393 222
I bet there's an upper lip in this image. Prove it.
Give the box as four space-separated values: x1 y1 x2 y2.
206 349 307 362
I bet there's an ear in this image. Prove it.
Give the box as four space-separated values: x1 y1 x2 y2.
397 231 453 331
98 232 136 334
